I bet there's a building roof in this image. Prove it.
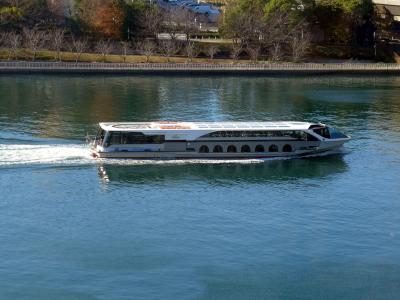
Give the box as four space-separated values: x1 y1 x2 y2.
374 0 400 16
373 0 400 6
385 5 400 16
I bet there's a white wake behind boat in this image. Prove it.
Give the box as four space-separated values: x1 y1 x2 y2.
90 121 350 159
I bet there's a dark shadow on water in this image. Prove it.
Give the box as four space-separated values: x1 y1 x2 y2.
97 154 348 185
196 261 400 300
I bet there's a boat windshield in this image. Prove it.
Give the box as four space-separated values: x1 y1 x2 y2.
95 128 106 146
327 127 348 139
312 127 330 138
313 127 348 139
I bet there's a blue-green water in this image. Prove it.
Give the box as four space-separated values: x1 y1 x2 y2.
0 75 400 299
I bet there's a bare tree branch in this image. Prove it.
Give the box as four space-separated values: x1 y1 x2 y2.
137 40 156 63
23 27 47 61
6 31 21 60
176 8 196 42
71 36 88 63
49 28 65 61
185 41 199 62
291 31 311 62
270 42 282 61
230 42 243 61
141 6 164 41
120 41 130 63
95 39 114 62
163 9 182 42
206 44 219 60
247 45 261 62
159 39 180 62
0 32 7 48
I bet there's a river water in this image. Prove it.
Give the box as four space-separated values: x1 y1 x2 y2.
0 75 399 299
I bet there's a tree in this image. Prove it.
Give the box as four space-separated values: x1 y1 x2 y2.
207 44 219 60
176 8 196 42
291 31 311 62
120 41 130 63
159 40 180 62
49 28 65 61
247 45 261 62
263 10 292 49
74 0 125 38
73 0 97 32
264 0 304 16
137 40 156 63
22 27 47 61
71 35 88 62
96 39 114 62
230 42 243 61
262 9 307 60
222 0 313 60
222 0 267 46
163 9 182 42
92 0 125 38
140 4 164 41
185 41 199 62
0 6 23 26
0 0 54 27
6 31 21 60
270 42 282 61
0 31 6 48
311 0 373 46
46 0 67 20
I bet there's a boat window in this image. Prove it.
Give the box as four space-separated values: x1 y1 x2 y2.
282 144 293 152
213 145 223 153
201 130 308 139
255 145 265 152
199 145 209 153
313 127 331 139
290 131 308 140
241 145 251 152
307 133 319 141
227 145 237 152
121 132 165 144
269 144 279 152
108 131 122 146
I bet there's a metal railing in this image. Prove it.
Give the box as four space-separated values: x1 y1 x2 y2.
0 61 400 73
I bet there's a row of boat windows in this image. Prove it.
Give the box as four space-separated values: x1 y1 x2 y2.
101 130 327 146
107 132 165 145
201 130 317 140
198 144 293 153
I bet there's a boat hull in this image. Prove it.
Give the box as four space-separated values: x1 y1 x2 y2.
91 121 350 160
92 141 345 159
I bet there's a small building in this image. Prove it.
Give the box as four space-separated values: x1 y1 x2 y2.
373 0 400 23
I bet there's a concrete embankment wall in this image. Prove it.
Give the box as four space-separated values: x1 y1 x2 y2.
1 61 400 75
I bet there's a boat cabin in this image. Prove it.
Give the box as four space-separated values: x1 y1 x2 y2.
92 121 350 158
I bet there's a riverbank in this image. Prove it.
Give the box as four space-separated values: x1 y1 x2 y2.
1 61 400 75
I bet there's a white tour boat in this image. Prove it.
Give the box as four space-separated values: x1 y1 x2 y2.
91 121 350 159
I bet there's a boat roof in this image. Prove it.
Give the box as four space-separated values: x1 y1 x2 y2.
99 121 319 132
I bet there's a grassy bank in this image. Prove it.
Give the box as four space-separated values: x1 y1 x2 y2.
0 49 250 64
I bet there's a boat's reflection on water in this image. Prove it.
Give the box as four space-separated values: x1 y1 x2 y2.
97 153 348 185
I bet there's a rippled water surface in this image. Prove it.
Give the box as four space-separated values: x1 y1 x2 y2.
1 75 400 299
